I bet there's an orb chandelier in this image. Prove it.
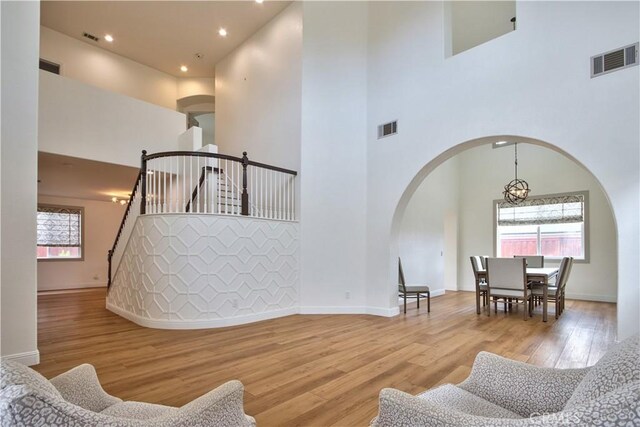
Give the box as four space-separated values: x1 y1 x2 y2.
503 143 530 205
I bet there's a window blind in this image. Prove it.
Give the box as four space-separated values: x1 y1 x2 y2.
497 194 584 226
37 206 82 247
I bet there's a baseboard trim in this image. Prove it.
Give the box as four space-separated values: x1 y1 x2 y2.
1 350 40 366
298 306 368 315
565 293 617 303
106 303 298 329
366 306 400 317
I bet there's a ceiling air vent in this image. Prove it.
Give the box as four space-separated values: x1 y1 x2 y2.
591 42 638 78
82 32 100 42
378 120 398 139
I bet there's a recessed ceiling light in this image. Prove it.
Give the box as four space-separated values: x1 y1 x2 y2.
255 0 264 3
104 34 114 42
495 141 508 145
218 28 228 37
180 65 188 72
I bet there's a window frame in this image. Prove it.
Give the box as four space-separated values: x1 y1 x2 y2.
493 191 590 264
37 204 85 262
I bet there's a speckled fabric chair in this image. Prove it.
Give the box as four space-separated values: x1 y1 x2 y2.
0 360 255 426
371 335 639 426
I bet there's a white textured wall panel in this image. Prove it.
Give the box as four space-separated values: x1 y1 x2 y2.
107 214 299 329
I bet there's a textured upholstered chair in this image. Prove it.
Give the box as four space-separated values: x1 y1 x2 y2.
513 255 544 268
371 335 639 426
0 360 255 426
398 258 430 314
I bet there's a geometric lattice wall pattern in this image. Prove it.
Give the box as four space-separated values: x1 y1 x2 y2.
107 214 299 329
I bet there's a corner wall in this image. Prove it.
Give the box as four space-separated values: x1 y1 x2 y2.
399 156 459 294
1 1 40 365
299 2 371 313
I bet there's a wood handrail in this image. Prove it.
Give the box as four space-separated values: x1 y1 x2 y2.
107 170 142 289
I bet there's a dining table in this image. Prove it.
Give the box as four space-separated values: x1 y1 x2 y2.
476 267 559 322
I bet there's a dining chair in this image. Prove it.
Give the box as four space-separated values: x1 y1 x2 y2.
531 257 572 319
485 257 532 320
513 255 544 268
470 256 488 314
514 255 545 304
398 258 431 314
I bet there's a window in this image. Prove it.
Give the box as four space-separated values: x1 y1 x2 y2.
495 192 588 261
37 205 83 260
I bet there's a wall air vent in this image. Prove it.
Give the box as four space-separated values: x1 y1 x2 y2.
39 58 60 75
591 42 638 78
82 32 100 42
378 120 398 139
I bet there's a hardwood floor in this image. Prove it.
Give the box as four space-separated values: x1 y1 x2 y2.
35 289 616 426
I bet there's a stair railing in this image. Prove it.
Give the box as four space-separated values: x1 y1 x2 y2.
108 150 297 290
107 170 143 288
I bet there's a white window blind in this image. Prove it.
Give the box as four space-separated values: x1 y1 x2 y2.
497 194 584 226
37 206 82 247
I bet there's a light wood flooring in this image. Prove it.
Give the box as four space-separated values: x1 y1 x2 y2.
35 289 616 426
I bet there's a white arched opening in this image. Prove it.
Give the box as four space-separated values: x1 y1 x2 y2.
387 135 618 322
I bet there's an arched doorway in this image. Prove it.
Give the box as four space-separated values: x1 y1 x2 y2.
388 135 618 318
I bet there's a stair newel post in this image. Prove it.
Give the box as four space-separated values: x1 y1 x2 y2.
140 150 148 215
241 151 249 216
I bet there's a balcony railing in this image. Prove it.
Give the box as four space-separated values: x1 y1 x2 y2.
108 150 297 288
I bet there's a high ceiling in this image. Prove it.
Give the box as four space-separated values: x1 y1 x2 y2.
40 1 292 78
38 152 140 203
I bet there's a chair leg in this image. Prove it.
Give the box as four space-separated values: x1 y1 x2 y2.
404 294 407 314
523 298 528 321
427 291 431 313
417 293 420 309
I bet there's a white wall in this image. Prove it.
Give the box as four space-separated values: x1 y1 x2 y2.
1 1 40 365
450 1 516 55
37 196 125 291
365 1 638 339
455 143 616 301
39 71 186 168
299 2 371 313
214 2 302 169
40 26 179 109
177 78 215 99
399 156 459 294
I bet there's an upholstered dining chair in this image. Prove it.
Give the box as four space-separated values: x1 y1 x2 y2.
470 256 488 314
486 257 532 320
398 258 430 314
531 257 572 319
513 255 544 268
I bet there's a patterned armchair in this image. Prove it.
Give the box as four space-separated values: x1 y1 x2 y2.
0 361 255 426
371 336 639 426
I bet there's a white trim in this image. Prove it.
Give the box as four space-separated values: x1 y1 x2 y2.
366 306 400 317
1 350 40 366
565 292 617 303
298 306 368 315
107 303 298 329
298 306 400 316
38 282 106 292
